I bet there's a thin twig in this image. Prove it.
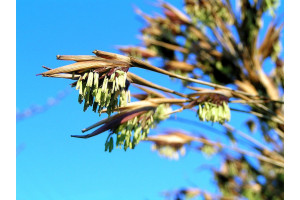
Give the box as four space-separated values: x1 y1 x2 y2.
230 108 284 129
192 137 284 168
142 37 189 53
223 123 284 161
168 116 256 148
229 99 284 104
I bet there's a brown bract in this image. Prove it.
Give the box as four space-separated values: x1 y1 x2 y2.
164 60 195 72
161 1 191 24
117 46 157 58
72 105 156 139
145 131 195 146
38 56 130 76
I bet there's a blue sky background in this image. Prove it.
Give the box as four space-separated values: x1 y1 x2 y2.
16 0 283 199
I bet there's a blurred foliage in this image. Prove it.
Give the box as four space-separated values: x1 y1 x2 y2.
121 0 283 199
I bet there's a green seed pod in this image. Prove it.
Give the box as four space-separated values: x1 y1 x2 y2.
123 139 128 151
112 90 120 101
198 104 202 115
91 87 97 97
88 93 94 106
115 77 120 91
111 79 116 93
205 109 211 121
118 75 124 89
87 72 94 87
95 88 102 103
83 101 89 112
119 90 126 107
201 106 206 121
218 104 224 119
78 94 83 104
204 102 210 110
102 76 108 92
128 141 133 149
132 116 138 125
105 140 109 152
76 79 82 90
224 102 231 121
106 105 113 116
82 72 88 80
211 106 217 122
105 93 111 107
134 126 142 141
215 106 221 122
92 101 98 112
84 87 91 104
93 72 99 89
109 73 115 82
79 81 85 95
101 90 107 107
108 137 114 152
123 72 127 85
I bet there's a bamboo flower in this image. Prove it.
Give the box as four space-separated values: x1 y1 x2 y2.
71 99 174 151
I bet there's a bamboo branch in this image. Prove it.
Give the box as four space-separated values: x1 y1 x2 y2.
92 50 269 98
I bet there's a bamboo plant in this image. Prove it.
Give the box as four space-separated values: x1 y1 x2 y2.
39 0 283 199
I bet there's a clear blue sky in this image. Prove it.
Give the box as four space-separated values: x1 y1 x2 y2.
16 0 283 199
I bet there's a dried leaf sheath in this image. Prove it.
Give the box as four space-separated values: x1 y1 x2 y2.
71 109 150 139
39 61 116 76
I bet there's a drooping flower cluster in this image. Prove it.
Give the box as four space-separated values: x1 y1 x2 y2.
104 103 172 151
196 93 231 124
39 54 132 115
74 68 130 115
197 101 230 124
